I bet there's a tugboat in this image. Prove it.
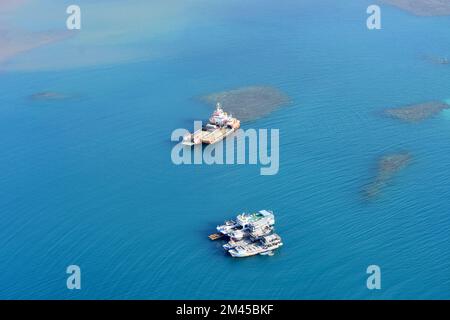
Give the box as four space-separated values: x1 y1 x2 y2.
183 103 241 146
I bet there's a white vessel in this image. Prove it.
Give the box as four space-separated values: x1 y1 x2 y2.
223 238 253 251
216 210 275 239
183 103 241 146
228 234 283 258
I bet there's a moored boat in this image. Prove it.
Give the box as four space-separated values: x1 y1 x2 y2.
183 103 240 146
211 210 282 258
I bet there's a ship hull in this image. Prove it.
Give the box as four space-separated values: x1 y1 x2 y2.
228 243 283 258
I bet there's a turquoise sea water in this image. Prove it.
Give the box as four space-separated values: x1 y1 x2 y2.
1 0 450 299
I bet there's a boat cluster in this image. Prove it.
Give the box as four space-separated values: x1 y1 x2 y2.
215 210 283 258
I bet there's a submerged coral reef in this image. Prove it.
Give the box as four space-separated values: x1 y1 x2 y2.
382 0 450 16
29 92 68 101
384 101 449 122
423 54 450 65
201 86 290 122
364 153 412 199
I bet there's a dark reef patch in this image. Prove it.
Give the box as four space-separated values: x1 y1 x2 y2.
364 152 412 200
423 54 450 65
381 0 450 16
384 101 449 123
29 91 68 101
200 86 290 122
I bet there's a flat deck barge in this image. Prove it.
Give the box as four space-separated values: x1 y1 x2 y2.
208 233 225 241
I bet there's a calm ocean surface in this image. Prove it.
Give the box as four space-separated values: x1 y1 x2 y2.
0 0 449 299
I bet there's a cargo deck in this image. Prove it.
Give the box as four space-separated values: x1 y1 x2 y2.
182 127 235 146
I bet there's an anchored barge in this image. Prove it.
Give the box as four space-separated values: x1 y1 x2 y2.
183 103 241 146
210 210 283 258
